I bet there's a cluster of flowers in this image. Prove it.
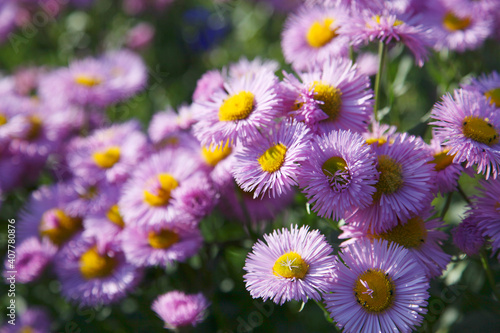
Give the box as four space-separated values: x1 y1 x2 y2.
1 0 500 331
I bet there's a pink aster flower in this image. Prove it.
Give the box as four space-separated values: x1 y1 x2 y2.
472 178 500 259
340 209 451 279
298 129 378 221
118 148 206 228
344 4 433 66
121 219 203 267
232 119 312 198
228 57 280 80
55 233 143 307
192 67 284 147
83 201 126 241
67 120 150 184
198 140 237 191
17 183 83 246
424 135 463 194
430 89 500 179
1 307 52 333
243 225 335 305
453 215 486 257
192 69 225 103
461 70 500 108
324 239 429 333
126 22 155 50
346 133 436 233
0 1 17 44
152 291 209 329
281 3 351 71
283 57 373 135
3 237 57 284
423 0 493 52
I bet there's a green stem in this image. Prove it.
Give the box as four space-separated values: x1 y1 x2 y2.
440 192 453 219
373 41 387 120
457 184 471 205
480 250 500 301
314 299 334 324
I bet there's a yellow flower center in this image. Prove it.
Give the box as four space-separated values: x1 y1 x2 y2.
20 326 34 333
372 216 428 249
26 115 42 140
354 269 395 313
202 141 232 167
485 88 500 107
79 246 117 280
143 173 179 206
106 204 125 228
366 137 388 146
0 113 7 126
272 252 309 279
258 143 287 173
373 155 403 200
370 15 403 28
311 81 343 122
148 229 180 249
430 149 455 171
443 12 471 31
306 18 337 48
462 116 499 145
39 208 83 245
218 91 255 121
74 74 103 87
92 146 121 169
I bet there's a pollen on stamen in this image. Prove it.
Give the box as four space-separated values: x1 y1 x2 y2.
373 155 404 200
148 229 180 249
39 208 83 245
202 141 232 167
372 216 428 249
484 88 500 107
306 18 337 48
143 173 179 207
92 146 121 169
218 91 255 122
462 116 499 146
272 252 309 279
430 149 455 171
79 246 117 280
310 81 343 122
74 74 103 87
442 12 471 31
354 269 395 313
258 143 287 173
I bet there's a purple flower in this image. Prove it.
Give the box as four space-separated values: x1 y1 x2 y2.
192 68 284 147
344 4 433 67
283 57 373 135
453 215 486 257
18 184 83 246
340 209 451 279
3 237 57 283
430 89 500 179
192 69 225 103
472 178 500 259
422 0 493 52
152 291 209 329
126 22 155 50
122 218 202 267
55 233 143 306
232 119 312 198
67 120 150 184
243 225 335 305
119 148 205 228
346 133 436 233
324 239 429 333
425 135 463 194
281 3 351 71
298 130 378 220
461 70 500 108
1 307 52 333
